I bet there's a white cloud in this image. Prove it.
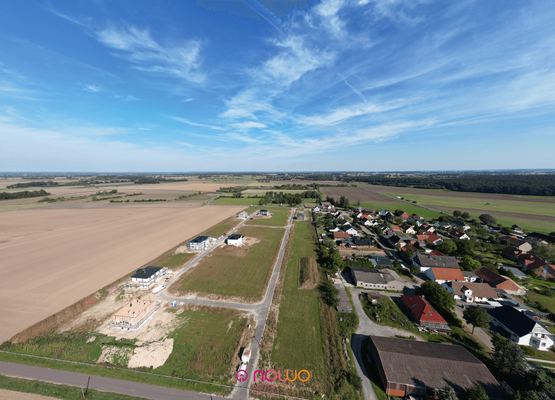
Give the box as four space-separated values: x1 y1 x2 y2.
171 116 224 130
298 100 406 126
96 25 205 83
84 85 102 93
114 94 140 102
230 121 267 129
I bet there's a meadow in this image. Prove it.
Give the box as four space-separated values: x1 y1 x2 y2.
176 226 285 300
245 208 290 226
359 202 443 220
271 222 327 388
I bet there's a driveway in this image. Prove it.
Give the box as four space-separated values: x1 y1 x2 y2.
453 303 493 350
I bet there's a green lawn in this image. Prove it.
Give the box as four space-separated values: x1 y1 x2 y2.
200 215 243 237
466 212 555 234
383 192 555 218
359 202 442 220
245 209 290 226
0 374 151 400
210 197 262 205
520 344 555 363
242 189 309 195
177 226 284 300
271 222 327 379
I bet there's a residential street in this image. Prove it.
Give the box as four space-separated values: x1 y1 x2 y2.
453 303 493 350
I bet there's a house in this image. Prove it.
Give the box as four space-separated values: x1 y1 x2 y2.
130 266 164 289
368 336 504 398
462 270 479 282
400 295 450 333
349 267 405 291
499 265 529 280
237 211 249 219
226 234 245 247
351 238 373 248
425 267 465 284
499 236 533 252
434 222 452 229
296 213 305 221
400 244 418 256
334 231 350 240
450 221 471 231
426 234 443 245
502 246 522 261
379 209 392 218
112 299 157 329
419 225 435 234
475 267 524 295
369 255 394 267
259 209 270 216
342 224 358 236
529 263 555 279
401 223 417 235
512 224 524 233
526 232 555 245
443 281 497 303
488 306 555 351
450 230 470 240
360 217 378 226
395 210 409 219
187 235 212 251
321 202 334 211
386 234 406 248
413 253 460 272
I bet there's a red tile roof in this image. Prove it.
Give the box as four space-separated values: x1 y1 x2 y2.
334 232 350 239
416 235 428 241
430 250 445 256
401 295 447 324
390 225 401 231
427 234 442 243
430 267 465 281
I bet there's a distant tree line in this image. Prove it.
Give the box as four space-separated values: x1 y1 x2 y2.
7 181 58 189
0 189 50 200
341 174 555 196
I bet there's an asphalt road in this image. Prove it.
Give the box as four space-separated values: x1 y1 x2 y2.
0 361 228 400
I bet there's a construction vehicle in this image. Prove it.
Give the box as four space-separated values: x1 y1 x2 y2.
165 273 174 282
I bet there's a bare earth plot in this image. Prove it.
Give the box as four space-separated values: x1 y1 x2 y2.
320 186 400 203
0 204 242 343
0 389 58 400
173 226 285 302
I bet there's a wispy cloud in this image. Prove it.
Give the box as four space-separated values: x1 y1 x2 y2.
298 100 406 126
114 94 139 102
171 116 224 130
96 25 205 83
230 121 267 129
83 85 102 93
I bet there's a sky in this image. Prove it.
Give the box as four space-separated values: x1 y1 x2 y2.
1 0 554 172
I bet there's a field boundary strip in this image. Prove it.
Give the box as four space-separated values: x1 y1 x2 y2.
0 351 309 400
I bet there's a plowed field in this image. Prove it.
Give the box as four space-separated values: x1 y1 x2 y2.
320 187 400 203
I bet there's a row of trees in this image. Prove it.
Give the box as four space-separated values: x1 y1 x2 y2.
7 181 58 189
0 189 50 200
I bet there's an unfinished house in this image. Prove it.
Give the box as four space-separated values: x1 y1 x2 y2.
187 235 212 251
111 299 159 331
128 266 163 289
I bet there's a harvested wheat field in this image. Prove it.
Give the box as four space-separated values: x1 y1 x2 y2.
320 186 400 203
0 204 243 343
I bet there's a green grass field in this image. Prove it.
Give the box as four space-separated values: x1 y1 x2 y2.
271 222 327 379
177 226 284 300
245 209 290 226
242 189 308 195
360 202 442 220
0 306 247 392
383 192 555 218
200 215 243 237
0 374 151 400
466 213 555 234
210 197 263 206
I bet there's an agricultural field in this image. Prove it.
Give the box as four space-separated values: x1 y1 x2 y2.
210 197 264 206
271 222 328 392
241 189 309 195
245 208 290 226
173 226 285 301
359 202 442 220
200 214 244 238
0 204 242 344
320 186 400 204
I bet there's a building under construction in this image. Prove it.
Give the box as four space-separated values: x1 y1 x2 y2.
110 299 160 331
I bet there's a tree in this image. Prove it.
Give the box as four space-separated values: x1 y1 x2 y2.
453 210 462 218
437 385 458 400
438 240 457 256
522 369 555 399
416 280 456 314
479 214 496 225
492 333 526 375
405 248 415 259
461 255 481 271
463 306 489 333
462 212 471 219
465 385 488 400
532 242 555 264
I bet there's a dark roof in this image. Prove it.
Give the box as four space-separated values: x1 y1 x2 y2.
228 234 244 240
475 267 507 287
488 306 537 337
188 235 211 243
131 266 162 279
527 232 555 244
370 255 394 267
415 253 460 269
369 336 504 398
352 238 373 246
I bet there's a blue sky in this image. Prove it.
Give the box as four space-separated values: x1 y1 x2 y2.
1 0 554 172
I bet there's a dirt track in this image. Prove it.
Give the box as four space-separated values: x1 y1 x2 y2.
0 204 243 343
360 184 555 203
423 205 555 223
320 187 400 203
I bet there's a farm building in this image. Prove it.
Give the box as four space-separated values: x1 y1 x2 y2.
130 266 163 289
111 299 158 330
368 336 504 398
400 295 450 333
237 211 249 219
226 234 245 247
413 253 459 272
349 267 404 290
187 235 212 251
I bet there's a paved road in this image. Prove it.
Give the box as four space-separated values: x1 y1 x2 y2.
453 304 493 350
0 361 228 400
